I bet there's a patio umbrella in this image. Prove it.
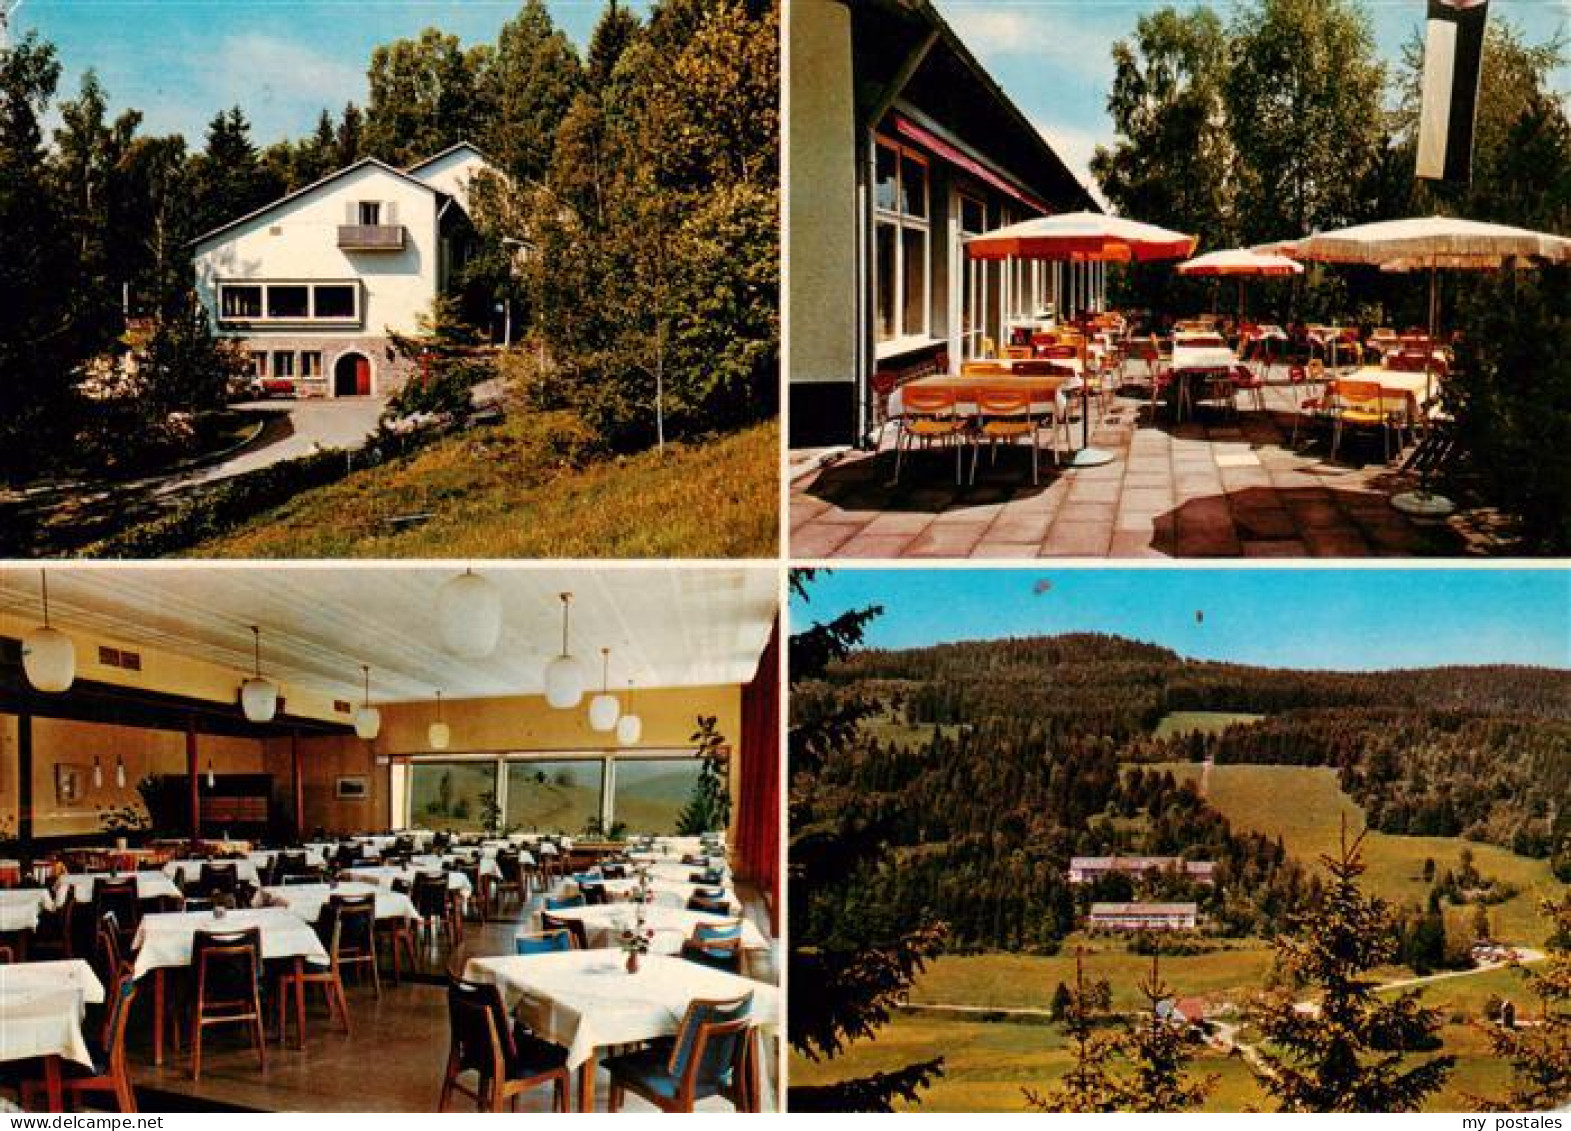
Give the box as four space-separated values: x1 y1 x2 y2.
966 212 1197 467
1294 215 1571 515
1176 248 1304 321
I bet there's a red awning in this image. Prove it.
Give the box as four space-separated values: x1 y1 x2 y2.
891 113 1051 216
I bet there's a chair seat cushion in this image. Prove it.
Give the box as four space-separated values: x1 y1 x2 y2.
1338 409 1385 424
978 421 1033 437
603 1046 731 1103
905 419 961 436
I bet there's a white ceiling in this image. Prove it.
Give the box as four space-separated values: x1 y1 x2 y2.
0 565 779 704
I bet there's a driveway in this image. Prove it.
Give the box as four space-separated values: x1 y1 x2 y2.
166 396 387 491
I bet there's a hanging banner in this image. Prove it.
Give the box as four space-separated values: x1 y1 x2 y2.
1416 0 1490 183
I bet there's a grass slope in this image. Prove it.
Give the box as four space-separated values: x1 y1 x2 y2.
187 415 779 558
1152 761 1563 945
1151 711 1266 739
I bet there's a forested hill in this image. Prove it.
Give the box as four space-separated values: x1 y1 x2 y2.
823 633 1571 729
799 634 1570 889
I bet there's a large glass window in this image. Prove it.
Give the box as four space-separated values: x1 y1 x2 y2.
313 285 357 319
221 286 262 319
505 760 604 837
408 761 497 833
872 137 930 344
266 285 309 319
613 759 708 835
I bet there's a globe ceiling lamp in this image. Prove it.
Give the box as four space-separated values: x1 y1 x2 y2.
438 569 502 659
354 664 382 741
429 690 451 751
615 681 642 746
544 593 584 709
588 648 621 732
239 625 279 724
21 570 74 694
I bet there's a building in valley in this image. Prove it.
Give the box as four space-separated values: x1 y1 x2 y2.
191 142 495 399
1068 855 1217 885
1088 902 1200 932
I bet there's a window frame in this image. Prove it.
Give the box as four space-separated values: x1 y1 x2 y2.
215 280 363 327
872 136 932 347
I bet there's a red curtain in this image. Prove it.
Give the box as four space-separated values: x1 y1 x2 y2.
734 617 780 933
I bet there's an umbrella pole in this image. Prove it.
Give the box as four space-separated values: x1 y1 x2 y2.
1064 254 1114 469
1393 262 1455 519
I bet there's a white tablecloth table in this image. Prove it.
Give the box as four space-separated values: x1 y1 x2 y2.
247 849 328 874
597 877 738 913
463 950 779 1110
535 904 767 955
412 853 505 880
55 871 182 906
632 860 729 885
162 858 261 888
255 882 419 924
132 906 330 1065
0 960 106 1110
1168 345 1241 420
0 889 54 933
340 866 472 898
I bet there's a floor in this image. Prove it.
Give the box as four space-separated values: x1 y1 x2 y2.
790 375 1462 559
106 881 779 1113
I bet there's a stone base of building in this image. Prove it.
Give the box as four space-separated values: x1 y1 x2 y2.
227 335 419 399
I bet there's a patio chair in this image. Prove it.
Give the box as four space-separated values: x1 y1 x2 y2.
969 387 1046 486
1230 363 1266 413
21 973 140 1114
1327 379 1399 463
190 926 266 1080
437 977 570 1113
1289 360 1331 448
604 993 756 1113
515 929 575 955
539 910 589 952
680 920 745 975
892 386 968 486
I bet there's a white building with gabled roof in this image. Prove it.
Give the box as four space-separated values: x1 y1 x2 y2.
191 141 496 398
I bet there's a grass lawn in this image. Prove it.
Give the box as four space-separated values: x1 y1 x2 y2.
789 1014 1266 1112
186 414 779 558
1152 761 1564 946
1151 711 1266 739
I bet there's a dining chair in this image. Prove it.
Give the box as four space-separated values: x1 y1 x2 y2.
437 978 570 1113
604 992 756 1113
276 900 357 1046
969 387 1044 485
893 386 967 487
680 920 745 975
539 910 589 951
686 894 731 916
515 929 575 955
31 883 74 959
1326 378 1395 462
544 892 584 911
21 973 140 1113
411 871 458 950
491 853 526 919
92 878 141 951
190 926 266 1080
326 892 381 997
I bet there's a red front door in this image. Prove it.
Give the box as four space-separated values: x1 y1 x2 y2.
354 355 371 396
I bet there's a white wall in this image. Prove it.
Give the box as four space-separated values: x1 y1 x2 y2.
192 163 440 344
410 147 491 213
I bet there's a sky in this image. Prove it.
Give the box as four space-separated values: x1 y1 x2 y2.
18 0 649 145
791 568 1571 672
937 0 1571 196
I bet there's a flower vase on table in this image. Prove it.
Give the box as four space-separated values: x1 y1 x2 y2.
620 866 656 973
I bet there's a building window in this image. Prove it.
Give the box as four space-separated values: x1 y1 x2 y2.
612 758 711 836
221 286 263 319
313 285 357 319
248 352 267 379
959 193 988 359
272 351 295 380
407 761 497 833
872 137 930 345
504 760 605 837
266 285 309 319
358 201 381 226
301 352 322 379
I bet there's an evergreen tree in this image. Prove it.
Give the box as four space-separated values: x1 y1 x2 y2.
1120 954 1216 1112
335 101 364 167
0 34 87 479
788 570 944 1112
1254 825 1454 1112
188 107 277 237
1025 949 1122 1112
1483 895 1570 1108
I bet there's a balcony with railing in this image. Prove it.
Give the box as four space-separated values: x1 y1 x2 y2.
337 224 406 251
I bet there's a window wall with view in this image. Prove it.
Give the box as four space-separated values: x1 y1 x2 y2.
402 754 724 838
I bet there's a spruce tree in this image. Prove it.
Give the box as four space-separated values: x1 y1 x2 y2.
1254 824 1455 1112
1483 895 1570 1108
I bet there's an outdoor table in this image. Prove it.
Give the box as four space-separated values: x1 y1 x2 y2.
463 950 780 1112
596 876 739 913
254 881 419 925
163 857 261 889
1169 344 1240 421
0 889 54 934
55 871 183 905
889 368 1074 419
534 903 767 955
0 960 105 1112
131 907 329 1065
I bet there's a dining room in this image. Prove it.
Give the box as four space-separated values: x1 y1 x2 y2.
0 563 782 1113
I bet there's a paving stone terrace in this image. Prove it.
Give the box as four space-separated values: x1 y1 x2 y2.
790 381 1470 559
